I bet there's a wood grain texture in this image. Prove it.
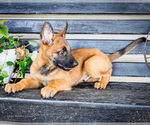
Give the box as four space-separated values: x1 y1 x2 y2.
1 0 150 3
112 55 149 63
4 20 150 34
1 34 149 40
21 39 149 54
110 76 150 83
112 63 150 77
1 14 150 20
13 73 150 83
0 2 150 14
23 62 150 77
0 82 150 122
19 54 150 63
2 82 150 105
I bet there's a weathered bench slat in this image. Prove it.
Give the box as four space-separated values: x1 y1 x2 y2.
21 39 149 54
17 73 150 83
0 82 150 122
1 14 150 20
0 2 150 14
5 20 150 34
112 63 150 77
23 63 149 77
110 76 150 83
68 40 148 54
2 82 150 105
1 34 149 40
19 54 149 63
0 98 150 122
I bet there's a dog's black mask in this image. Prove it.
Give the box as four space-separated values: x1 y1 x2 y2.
53 47 78 71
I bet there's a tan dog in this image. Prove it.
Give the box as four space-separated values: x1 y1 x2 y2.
5 22 146 98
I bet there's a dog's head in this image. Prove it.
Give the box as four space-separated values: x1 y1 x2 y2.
40 22 78 71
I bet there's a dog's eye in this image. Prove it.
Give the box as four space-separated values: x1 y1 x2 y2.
59 50 64 55
58 47 67 56
63 47 67 51
59 50 67 56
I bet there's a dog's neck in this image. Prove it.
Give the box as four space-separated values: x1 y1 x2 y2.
39 64 56 76
38 48 56 75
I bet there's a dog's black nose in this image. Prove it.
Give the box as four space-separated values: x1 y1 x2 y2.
70 60 78 67
73 61 78 67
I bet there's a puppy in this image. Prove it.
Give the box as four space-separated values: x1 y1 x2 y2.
5 22 146 98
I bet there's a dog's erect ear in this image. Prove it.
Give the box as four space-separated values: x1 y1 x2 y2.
57 22 68 38
40 22 54 45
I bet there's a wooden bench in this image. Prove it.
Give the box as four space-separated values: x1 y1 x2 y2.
0 0 150 122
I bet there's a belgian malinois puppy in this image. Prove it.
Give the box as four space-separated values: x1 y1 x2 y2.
5 22 146 98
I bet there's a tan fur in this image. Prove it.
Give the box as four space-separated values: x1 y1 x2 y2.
5 22 145 98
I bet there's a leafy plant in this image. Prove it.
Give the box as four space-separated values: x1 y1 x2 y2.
0 20 38 86
0 20 20 54
0 20 9 38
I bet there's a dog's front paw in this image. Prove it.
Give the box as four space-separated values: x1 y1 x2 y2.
5 84 22 93
41 86 57 98
94 82 107 89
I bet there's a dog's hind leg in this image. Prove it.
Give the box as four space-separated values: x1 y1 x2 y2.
84 55 112 89
94 68 112 89
5 77 41 93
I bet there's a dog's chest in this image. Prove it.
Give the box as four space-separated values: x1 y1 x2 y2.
38 64 56 85
39 64 56 76
42 80 50 86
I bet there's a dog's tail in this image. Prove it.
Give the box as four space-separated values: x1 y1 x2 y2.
108 37 146 62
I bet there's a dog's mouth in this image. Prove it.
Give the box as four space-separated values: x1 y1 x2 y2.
53 60 72 71
57 63 72 71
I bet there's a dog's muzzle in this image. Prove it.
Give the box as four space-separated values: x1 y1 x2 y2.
53 59 78 71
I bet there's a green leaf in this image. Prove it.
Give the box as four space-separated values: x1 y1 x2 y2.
0 20 9 25
16 57 32 78
21 70 25 78
0 76 4 81
1 70 9 78
0 76 4 84
31 51 38 61
7 61 14 66
28 41 37 47
0 36 6 44
0 46 4 53
0 25 9 38
13 41 19 47
8 44 14 49
0 65 3 70
25 57 32 68
7 61 15 68
16 60 19 64
18 60 30 70
25 49 29 57
17 71 22 77
10 79 13 82
8 37 14 42
25 56 32 64
18 61 26 70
